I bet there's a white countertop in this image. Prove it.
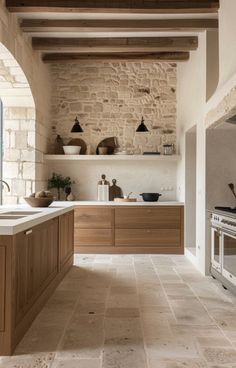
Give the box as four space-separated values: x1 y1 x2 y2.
0 200 184 236
68 200 184 206
0 202 75 235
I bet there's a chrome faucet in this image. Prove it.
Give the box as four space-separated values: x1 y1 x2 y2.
0 180 10 192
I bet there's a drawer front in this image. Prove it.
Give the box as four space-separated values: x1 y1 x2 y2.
75 229 113 246
75 208 112 229
115 229 181 247
115 207 181 229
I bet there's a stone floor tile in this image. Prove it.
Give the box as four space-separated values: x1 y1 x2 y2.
51 358 101 368
0 353 55 368
102 337 147 368
104 317 143 339
106 308 140 318
57 315 104 359
148 357 208 368
3 254 236 368
202 347 236 364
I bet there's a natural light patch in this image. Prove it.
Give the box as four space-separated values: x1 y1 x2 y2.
0 43 36 204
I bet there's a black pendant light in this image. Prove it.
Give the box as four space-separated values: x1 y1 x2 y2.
71 116 83 133
136 116 149 132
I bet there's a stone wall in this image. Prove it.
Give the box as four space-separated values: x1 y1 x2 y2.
0 2 51 203
50 61 177 154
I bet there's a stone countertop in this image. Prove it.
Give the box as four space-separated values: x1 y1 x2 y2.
0 201 184 236
63 200 184 206
0 202 75 236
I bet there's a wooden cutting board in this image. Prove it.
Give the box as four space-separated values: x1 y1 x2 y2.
96 137 118 155
109 179 123 201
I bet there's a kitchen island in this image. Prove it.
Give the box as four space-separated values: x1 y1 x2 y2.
0 204 74 356
70 201 184 255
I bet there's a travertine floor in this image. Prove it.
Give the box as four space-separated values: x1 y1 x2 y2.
1 254 236 368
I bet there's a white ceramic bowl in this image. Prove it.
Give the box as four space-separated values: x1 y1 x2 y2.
63 146 81 155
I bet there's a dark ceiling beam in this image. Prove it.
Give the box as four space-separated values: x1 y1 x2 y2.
42 51 190 62
32 36 198 53
21 18 218 33
6 0 220 14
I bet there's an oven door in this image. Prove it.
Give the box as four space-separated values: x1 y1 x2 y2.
222 230 236 286
211 226 222 273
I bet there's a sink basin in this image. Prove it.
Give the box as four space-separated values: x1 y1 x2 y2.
3 211 42 216
0 215 27 220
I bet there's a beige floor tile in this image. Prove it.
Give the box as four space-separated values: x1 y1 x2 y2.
102 337 147 368
51 358 101 368
104 318 143 339
57 315 104 359
106 308 140 318
202 347 236 364
3 254 236 368
148 357 208 368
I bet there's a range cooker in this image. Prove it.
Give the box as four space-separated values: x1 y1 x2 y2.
211 210 236 291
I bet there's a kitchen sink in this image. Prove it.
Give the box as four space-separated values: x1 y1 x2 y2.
3 211 42 216
0 215 27 220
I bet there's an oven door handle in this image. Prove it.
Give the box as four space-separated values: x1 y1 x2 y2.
222 229 236 238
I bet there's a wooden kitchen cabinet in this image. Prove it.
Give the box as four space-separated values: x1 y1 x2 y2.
115 229 181 248
115 207 181 229
59 210 74 268
14 218 59 326
75 208 112 228
74 205 184 254
74 207 113 248
0 210 74 356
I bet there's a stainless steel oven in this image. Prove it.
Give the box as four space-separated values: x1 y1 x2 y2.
222 230 236 286
211 225 222 273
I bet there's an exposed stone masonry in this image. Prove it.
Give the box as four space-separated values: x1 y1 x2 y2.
51 61 177 154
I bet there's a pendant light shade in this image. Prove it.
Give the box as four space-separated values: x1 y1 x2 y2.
136 116 149 132
71 116 83 133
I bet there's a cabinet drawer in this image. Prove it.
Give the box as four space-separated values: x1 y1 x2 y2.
75 208 112 229
75 229 112 246
115 229 181 247
115 207 181 229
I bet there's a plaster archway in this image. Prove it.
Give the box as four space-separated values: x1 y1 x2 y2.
0 43 36 204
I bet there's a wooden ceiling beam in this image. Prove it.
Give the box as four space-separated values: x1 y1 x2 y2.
42 52 190 62
21 18 218 33
32 36 198 53
6 0 220 14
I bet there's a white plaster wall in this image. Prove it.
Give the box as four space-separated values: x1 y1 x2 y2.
218 0 236 89
206 126 236 209
176 33 207 274
47 161 177 201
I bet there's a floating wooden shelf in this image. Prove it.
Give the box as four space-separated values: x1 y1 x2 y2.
44 154 180 162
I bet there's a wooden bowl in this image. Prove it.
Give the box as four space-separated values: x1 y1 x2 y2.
114 198 137 202
24 197 53 208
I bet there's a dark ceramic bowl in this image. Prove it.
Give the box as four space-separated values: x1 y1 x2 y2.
140 193 162 202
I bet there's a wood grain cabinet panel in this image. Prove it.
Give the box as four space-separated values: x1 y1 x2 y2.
115 207 181 229
75 208 112 229
115 229 181 247
15 218 59 326
75 228 112 246
59 211 74 267
0 247 6 332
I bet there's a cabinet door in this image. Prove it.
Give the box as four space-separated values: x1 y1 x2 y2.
115 207 181 229
59 211 74 267
75 208 112 228
15 218 59 325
